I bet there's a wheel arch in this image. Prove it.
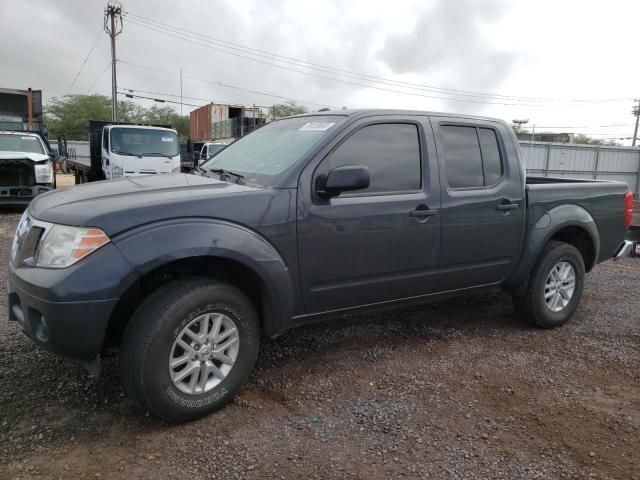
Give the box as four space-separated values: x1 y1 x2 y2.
504 203 599 295
104 219 296 348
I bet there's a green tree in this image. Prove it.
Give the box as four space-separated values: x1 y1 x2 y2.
45 95 110 140
572 134 620 146
44 95 189 140
142 105 190 139
271 101 307 119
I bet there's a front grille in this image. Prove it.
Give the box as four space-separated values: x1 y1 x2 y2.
0 159 36 187
11 212 32 261
15 226 44 265
11 213 50 267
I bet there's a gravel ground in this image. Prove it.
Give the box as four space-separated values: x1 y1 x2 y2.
0 205 639 480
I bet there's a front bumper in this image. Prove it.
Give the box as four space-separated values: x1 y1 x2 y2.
8 275 118 360
0 185 53 205
7 241 135 361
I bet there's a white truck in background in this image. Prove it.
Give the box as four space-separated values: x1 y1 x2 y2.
0 87 57 204
69 121 181 184
198 141 229 165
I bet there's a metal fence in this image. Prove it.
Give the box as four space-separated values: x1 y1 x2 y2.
49 139 90 165
520 141 640 196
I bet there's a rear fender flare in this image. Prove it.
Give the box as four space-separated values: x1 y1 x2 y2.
504 204 599 295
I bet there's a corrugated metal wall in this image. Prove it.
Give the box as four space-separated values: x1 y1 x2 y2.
520 141 640 196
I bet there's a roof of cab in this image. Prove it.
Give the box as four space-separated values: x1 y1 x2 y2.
289 108 508 125
105 124 177 132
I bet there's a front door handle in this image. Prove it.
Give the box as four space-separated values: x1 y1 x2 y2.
496 202 519 211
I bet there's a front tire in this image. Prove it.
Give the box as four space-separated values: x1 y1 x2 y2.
512 241 585 328
120 278 260 423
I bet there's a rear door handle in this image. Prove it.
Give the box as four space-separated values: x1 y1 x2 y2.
410 208 438 218
496 202 519 211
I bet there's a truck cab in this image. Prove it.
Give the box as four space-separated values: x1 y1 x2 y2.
100 124 181 179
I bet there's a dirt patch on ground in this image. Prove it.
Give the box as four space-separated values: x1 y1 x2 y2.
0 210 639 479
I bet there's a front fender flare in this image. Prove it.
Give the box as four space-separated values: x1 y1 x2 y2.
504 204 599 295
112 218 295 335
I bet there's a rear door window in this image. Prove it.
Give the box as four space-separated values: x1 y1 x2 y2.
441 125 503 189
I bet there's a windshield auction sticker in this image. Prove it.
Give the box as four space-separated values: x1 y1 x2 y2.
161 137 175 142
298 122 335 131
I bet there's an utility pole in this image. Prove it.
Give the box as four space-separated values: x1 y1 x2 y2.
632 99 640 147
104 3 123 122
180 69 183 117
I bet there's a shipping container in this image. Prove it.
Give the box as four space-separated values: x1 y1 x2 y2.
189 103 247 143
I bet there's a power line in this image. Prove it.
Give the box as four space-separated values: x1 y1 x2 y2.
118 90 201 107
118 59 337 108
124 16 545 107
69 28 104 91
123 10 634 106
86 62 112 94
120 86 274 108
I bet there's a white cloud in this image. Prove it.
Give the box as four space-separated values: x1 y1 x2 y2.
1 0 638 143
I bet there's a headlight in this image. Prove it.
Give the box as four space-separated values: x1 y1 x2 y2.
111 165 124 178
36 225 110 268
34 162 53 184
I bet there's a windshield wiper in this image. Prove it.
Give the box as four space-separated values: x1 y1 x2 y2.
209 168 245 183
145 152 175 158
115 151 142 158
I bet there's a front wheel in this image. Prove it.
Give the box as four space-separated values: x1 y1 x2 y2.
120 278 260 423
512 241 585 328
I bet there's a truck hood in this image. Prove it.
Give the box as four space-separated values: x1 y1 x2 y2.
0 152 49 162
30 173 265 235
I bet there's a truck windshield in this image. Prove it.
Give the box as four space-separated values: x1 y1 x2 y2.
0 133 45 154
206 144 227 159
201 115 345 186
110 128 179 157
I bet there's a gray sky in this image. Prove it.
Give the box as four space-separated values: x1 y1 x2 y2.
2 0 639 143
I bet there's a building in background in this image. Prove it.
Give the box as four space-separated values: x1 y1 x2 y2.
515 131 575 144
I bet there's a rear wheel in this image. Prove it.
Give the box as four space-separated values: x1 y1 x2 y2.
120 278 260 423
512 241 585 328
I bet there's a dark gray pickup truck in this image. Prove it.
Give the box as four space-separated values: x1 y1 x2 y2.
8 110 634 422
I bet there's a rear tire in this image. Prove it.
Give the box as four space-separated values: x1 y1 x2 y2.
120 278 260 423
512 241 585 328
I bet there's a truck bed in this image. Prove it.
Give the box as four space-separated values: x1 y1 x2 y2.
525 175 629 263
66 157 91 169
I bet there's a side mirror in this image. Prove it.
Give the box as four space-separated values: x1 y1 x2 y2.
319 165 370 196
